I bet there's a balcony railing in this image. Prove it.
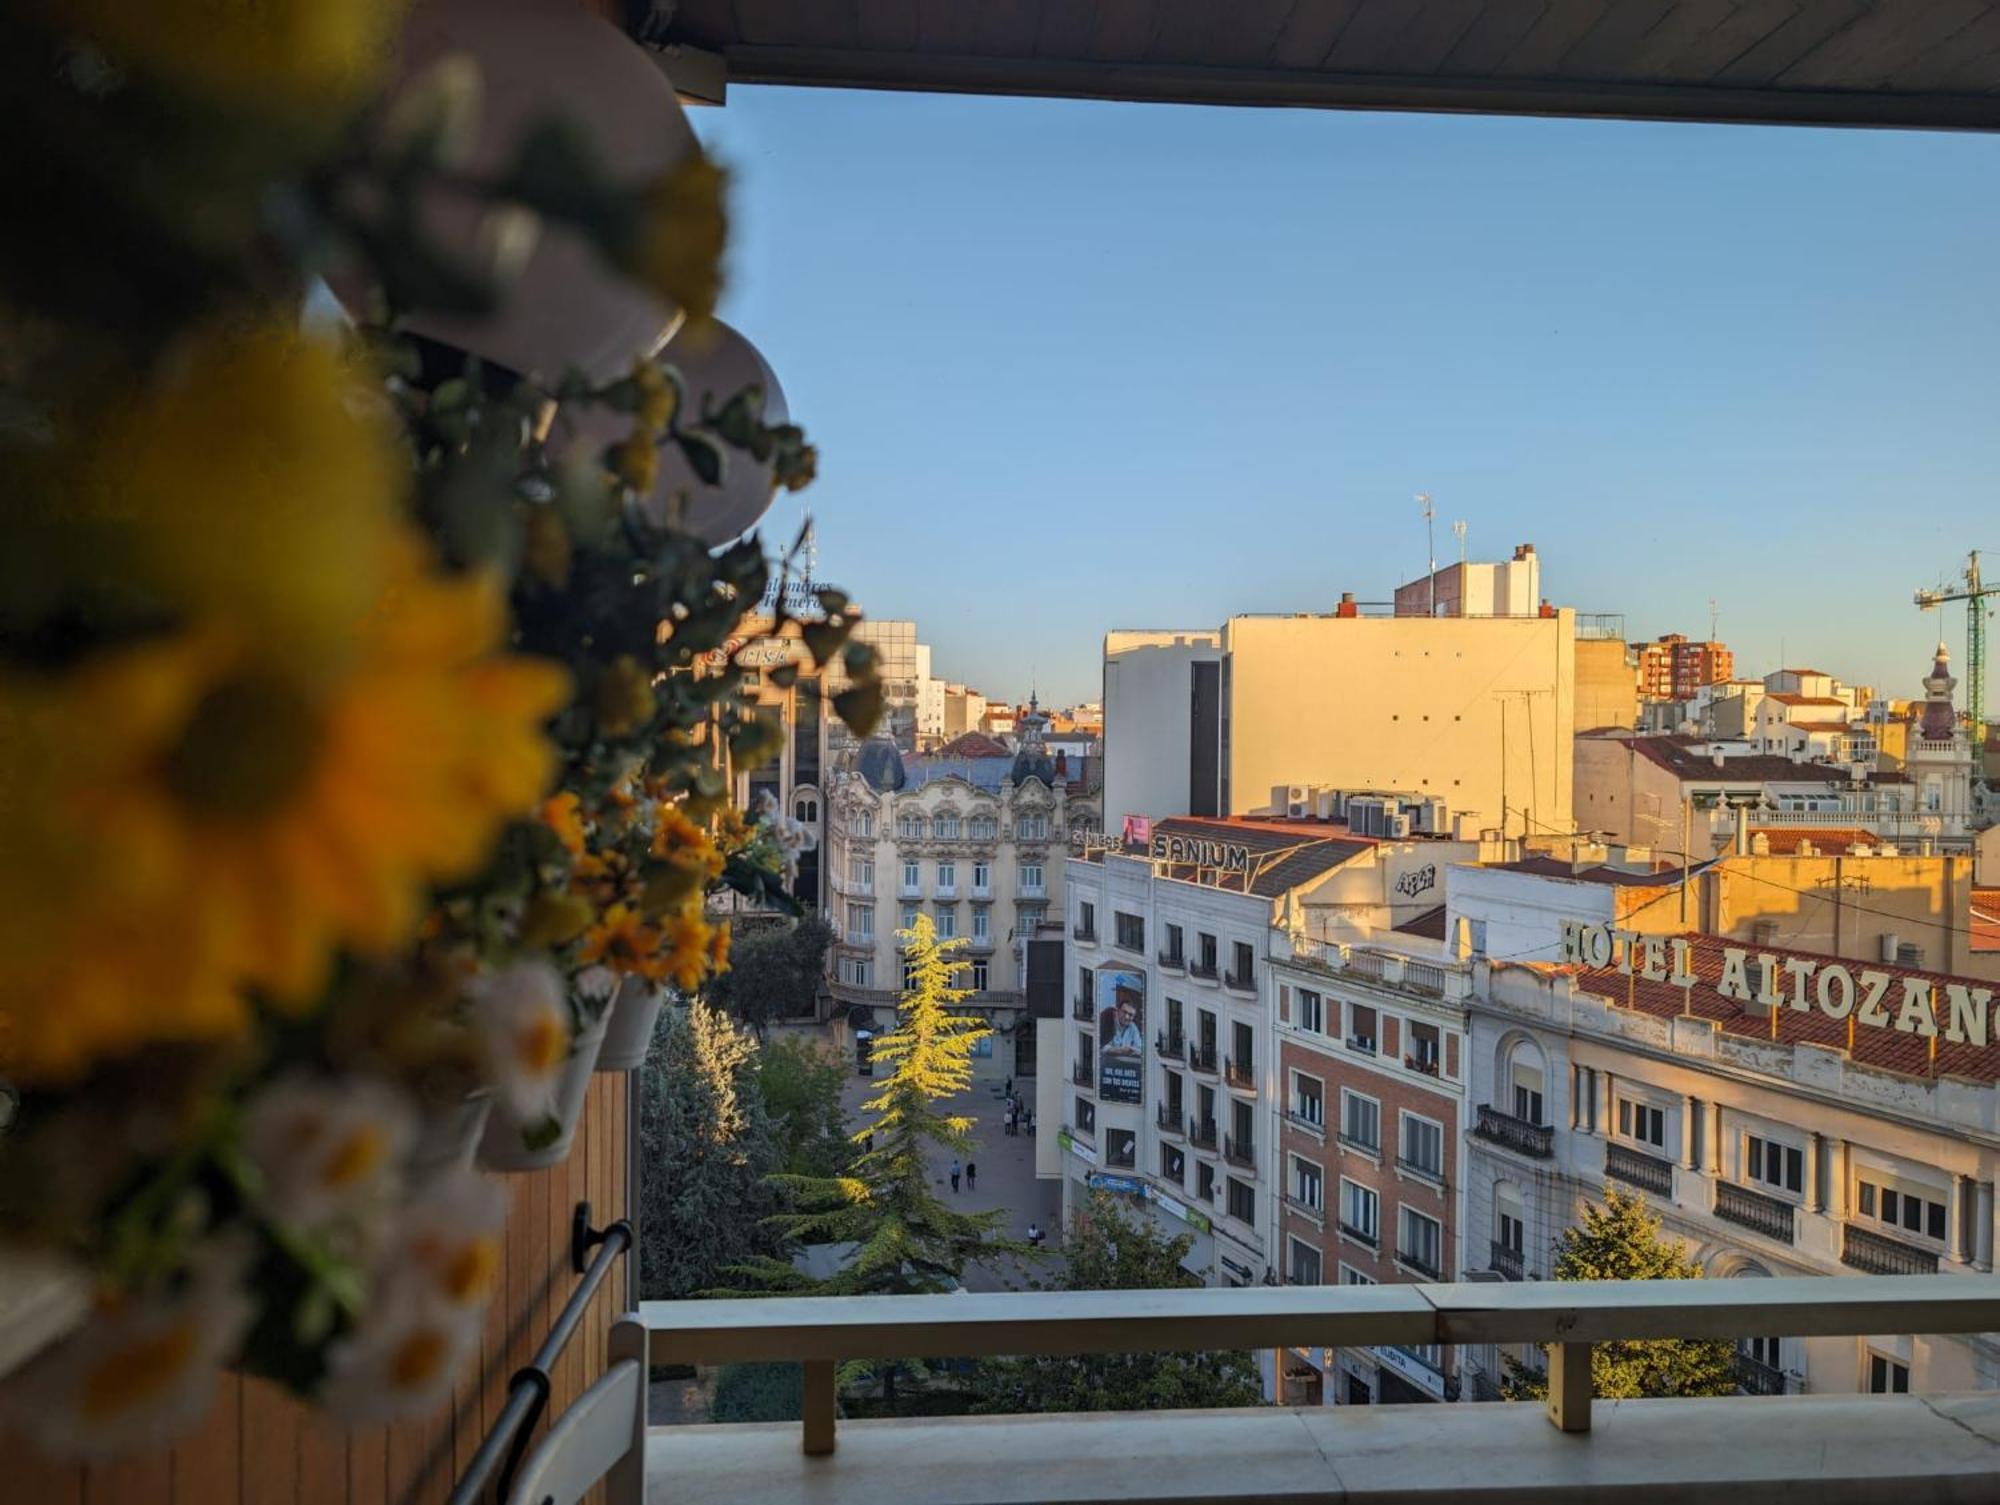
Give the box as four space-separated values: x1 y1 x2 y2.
1842 1223 1941 1276
1288 1108 1325 1139
1189 959 1219 981
1071 924 1096 943
1283 1192 1325 1225
1397 1154 1445 1187
1157 947 1186 971
1735 1351 1792 1397
1337 1131 1380 1158
1223 1056 1255 1091
1473 1104 1553 1160
641 1274 2000 1480
1224 968 1256 993
1337 1220 1378 1249
1189 1043 1218 1075
1605 1142 1675 1197
1155 1029 1185 1061
1715 1182 1797 1245
1156 1103 1185 1136
1404 1052 1441 1078
1070 995 1091 1021
1188 1117 1218 1150
1491 1240 1525 1281
1071 1062 1094 1088
1224 1132 1255 1167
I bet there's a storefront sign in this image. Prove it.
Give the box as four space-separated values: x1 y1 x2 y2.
1151 832 1251 874
1152 1192 1210 1234
1373 1344 1447 1400
1557 920 1992 1047
1087 1173 1142 1196
1058 1130 1098 1165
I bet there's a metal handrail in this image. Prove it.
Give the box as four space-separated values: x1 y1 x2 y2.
448 1203 633 1505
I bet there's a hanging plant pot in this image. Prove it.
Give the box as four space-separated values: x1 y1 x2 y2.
331 0 700 382
477 1011 608 1172
596 976 667 1072
409 1089 494 1177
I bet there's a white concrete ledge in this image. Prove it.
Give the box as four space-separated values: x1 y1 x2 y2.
647 1393 2000 1503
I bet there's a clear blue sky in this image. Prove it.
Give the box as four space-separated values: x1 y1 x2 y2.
691 89 2000 710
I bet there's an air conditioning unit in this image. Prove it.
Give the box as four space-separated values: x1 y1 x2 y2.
1880 933 1901 964
1412 797 1448 834
1315 789 1342 820
1387 813 1413 839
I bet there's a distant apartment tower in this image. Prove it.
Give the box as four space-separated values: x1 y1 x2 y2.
1635 633 1734 702
1103 555 1576 842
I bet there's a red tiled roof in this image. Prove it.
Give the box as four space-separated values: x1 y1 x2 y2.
1747 828 1881 855
1787 720 1856 733
1626 739 1814 783
1533 932 2000 1084
1974 889 2000 954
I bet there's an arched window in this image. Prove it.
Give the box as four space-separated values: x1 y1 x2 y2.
1501 1037 1547 1126
796 796 818 825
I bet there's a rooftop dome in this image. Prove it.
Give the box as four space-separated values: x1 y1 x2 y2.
855 736 907 793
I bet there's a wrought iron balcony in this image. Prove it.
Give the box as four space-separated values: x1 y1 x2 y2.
1189 959 1219 981
1735 1350 1792 1397
1473 1104 1553 1160
1337 1130 1381 1158
1223 1056 1255 1091
1223 968 1256 993
1604 1142 1675 1197
1188 1043 1219 1075
1223 1132 1255 1167
1397 1248 1444 1280
1337 1220 1379 1249
1156 1103 1185 1136
1070 995 1091 1021
1157 947 1186 971
1188 1117 1218 1150
1841 1223 1940 1276
1071 924 1096 943
1715 1181 1797 1245
1287 1108 1325 1139
1155 1029 1185 1061
1491 1240 1525 1281
1071 1062 1094 1088
1283 1192 1325 1225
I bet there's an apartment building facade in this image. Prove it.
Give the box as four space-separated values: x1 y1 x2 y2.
1635 633 1735 702
1271 936 1472 1406
1460 925 2000 1401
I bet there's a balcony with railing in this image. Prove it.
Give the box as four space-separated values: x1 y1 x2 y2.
1283 1192 1325 1228
1156 1102 1185 1137
1188 1043 1218 1075
1473 1104 1552 1160
1070 993 1091 1022
1336 1219 1378 1250
1287 1107 1325 1141
1188 957 1219 982
1735 1350 1794 1397
1071 1061 1094 1089
1071 922 1096 944
1396 1247 1444 1281
1223 967 1256 994
1223 1132 1255 1167
1223 1056 1255 1092
1157 946 1186 972
1188 1117 1218 1150
1155 1029 1184 1061
1715 1182 1797 1245
1604 1141 1675 1197
1841 1223 1941 1276
628 1275 2000 1505
1491 1240 1525 1281
1336 1130 1380 1159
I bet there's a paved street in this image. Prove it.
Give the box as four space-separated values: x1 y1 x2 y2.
838 1064 1061 1292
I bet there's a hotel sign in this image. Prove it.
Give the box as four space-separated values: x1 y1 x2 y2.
1558 920 1993 1048
1152 832 1252 874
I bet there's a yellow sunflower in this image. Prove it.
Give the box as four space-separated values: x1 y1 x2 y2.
0 538 569 1084
659 905 715 993
576 904 665 980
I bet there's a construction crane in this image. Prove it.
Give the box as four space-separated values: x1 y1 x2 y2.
1915 550 1997 732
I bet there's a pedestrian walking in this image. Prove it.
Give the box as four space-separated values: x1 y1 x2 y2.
966 1161 977 1191
1005 1075 1014 1099
1026 1221 1043 1248
950 1158 962 1192
1005 1107 1016 1136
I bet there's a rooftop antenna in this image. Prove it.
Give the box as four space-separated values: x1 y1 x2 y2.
1452 519 1467 565
1417 493 1436 616
1708 597 1719 643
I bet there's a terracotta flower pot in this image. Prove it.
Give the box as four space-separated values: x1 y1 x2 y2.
476 1011 607 1172
595 976 666 1072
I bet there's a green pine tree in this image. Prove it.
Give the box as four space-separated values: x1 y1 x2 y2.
757 1031 854 1179
638 1000 781 1300
737 914 1018 1296
973 1192 1264 1414
1500 1187 1738 1400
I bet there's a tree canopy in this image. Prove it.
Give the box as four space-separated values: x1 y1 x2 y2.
705 912 834 1036
1501 1188 1737 1401
734 913 1017 1297
972 1192 1264 1414
757 1030 853 1179
637 1000 781 1300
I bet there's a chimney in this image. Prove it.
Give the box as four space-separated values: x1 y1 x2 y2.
1514 543 1535 560
1734 806 1750 856
1336 591 1358 619
1797 838 1816 858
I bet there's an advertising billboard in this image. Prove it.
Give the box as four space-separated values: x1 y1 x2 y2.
1095 966 1145 1105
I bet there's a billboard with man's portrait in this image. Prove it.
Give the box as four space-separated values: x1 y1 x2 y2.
1095 966 1145 1105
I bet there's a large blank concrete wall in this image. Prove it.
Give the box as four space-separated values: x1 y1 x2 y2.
1103 630 1221 835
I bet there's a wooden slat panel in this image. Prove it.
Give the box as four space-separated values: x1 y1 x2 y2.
4 1430 82 1505
1895 8 2000 90
968 0 1048 58
168 1372 237 1504
854 0 920 53
1776 0 1995 88
1324 0 1439 72
1554 0 1682 79
1437 0 1555 74
1087 0 1163 63
1616 0 1745 79
1180 0 1297 69
1710 0 1871 86
349 1418 390 1505
238 1379 301 1503
1491 0 1623 77
734 0 855 49
1032 0 1098 59
84 1450 173 1505
1265 0 1369 70
295 1410 350 1505
917 0 989 54
1370 0 1496 75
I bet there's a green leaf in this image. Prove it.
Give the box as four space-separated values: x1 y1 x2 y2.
833 683 885 739
676 431 723 486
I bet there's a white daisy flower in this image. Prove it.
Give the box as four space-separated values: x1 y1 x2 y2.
317 1279 482 1425
0 1244 253 1461
242 1073 417 1234
469 960 572 1130
397 1168 508 1310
